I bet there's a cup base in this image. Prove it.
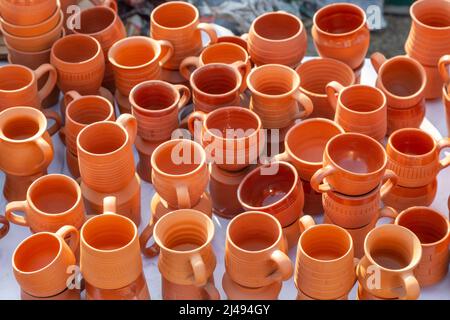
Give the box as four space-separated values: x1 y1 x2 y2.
86 273 150 300
162 276 218 300
21 288 81 300
296 288 348 300
222 272 282 300
356 285 399 300
382 179 437 212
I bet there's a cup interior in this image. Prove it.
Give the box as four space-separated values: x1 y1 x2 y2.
0 66 32 90
202 43 247 64
192 65 238 95
340 86 385 112
153 140 203 175
53 35 98 63
301 225 351 261
110 39 157 67
229 212 279 252
29 176 78 214
413 0 450 28
205 108 259 139
14 233 60 272
76 7 115 34
254 12 300 40
1 116 40 140
315 4 365 34
249 65 297 96
397 208 448 244
132 83 176 111
78 122 126 155
152 2 197 28
390 129 434 156
380 60 424 97
68 97 113 125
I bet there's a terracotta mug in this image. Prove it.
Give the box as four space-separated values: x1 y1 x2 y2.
225 211 293 288
386 128 450 188
0 0 58 25
312 3 370 70
154 209 219 299
356 224 422 300
237 161 304 227
295 215 357 300
295 58 355 119
273 118 344 181
247 64 313 129
77 113 137 193
5 174 85 233
150 1 217 70
326 82 387 141
180 42 250 91
395 207 450 287
151 139 209 209
12 225 79 298
0 64 57 111
129 80 190 142
51 34 105 95
310 133 394 196
108 36 174 96
80 196 146 292
245 11 307 67
0 215 10 240
190 63 242 113
188 106 264 172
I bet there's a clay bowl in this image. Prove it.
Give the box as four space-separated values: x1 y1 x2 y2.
0 0 58 26
0 7 61 37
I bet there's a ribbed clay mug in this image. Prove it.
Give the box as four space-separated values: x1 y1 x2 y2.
225 211 293 288
5 174 86 233
150 1 217 70
154 209 219 299
386 128 450 188
12 225 79 298
295 215 358 300
356 224 422 300
310 133 393 196
151 139 209 209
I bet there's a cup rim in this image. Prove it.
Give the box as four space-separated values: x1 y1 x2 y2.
51 33 102 66
129 80 179 115
66 95 114 126
0 5 61 31
0 106 46 144
200 42 249 64
387 128 436 159
190 63 242 97
150 1 199 31
251 11 304 43
68 5 117 37
0 64 35 93
247 64 300 98
410 0 450 31
337 84 387 115
108 36 162 70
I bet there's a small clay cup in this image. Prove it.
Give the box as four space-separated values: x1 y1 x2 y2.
0 0 58 25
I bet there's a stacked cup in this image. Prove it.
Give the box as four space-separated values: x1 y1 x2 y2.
311 133 400 257
0 0 63 107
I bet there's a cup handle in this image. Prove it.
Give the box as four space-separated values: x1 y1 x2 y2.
139 220 160 258
5 201 29 227
378 206 398 222
268 249 294 282
326 81 345 111
42 110 62 136
203 281 220 300
176 184 192 209
352 257 361 283
292 90 313 120
310 164 337 193
437 137 450 170
190 253 207 286
34 137 53 171
103 196 117 214
179 56 201 81
156 40 174 68
56 225 80 255
187 111 207 135
231 61 247 92
379 169 399 199
102 0 118 11
116 113 137 145
174 84 191 111
62 90 82 117
0 215 9 239
34 63 57 104
399 273 420 300
272 151 289 162
196 23 218 45
438 55 450 84
298 215 316 233
370 52 387 74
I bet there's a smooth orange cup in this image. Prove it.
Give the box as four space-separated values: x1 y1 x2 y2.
247 64 313 129
108 36 173 96
12 225 79 298
237 161 304 227
312 3 370 70
129 80 190 142
151 139 209 209
395 207 450 287
0 0 57 26
274 118 344 181
327 82 387 141
357 224 422 300
225 211 293 288
295 215 357 300
5 174 85 233
150 1 217 70
386 128 450 188
295 58 355 119
310 133 393 196
188 106 264 172
0 64 57 111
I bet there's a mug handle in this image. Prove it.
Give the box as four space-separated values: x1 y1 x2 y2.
62 90 82 117
437 137 450 170
292 90 313 120
203 281 220 300
197 23 218 45
5 200 29 227
268 249 294 282
378 206 398 222
34 63 57 104
231 61 247 93
179 56 201 81
0 215 9 239
370 52 387 74
298 215 316 233
399 273 420 300
157 40 174 67
42 110 62 136
187 111 207 135
379 169 399 199
139 220 160 258
102 0 118 11
326 81 345 111
56 225 80 255
438 55 450 84
176 184 192 209
34 137 53 171
190 253 207 286
310 164 337 193
174 84 191 111
103 196 117 214
272 151 289 162
116 113 137 145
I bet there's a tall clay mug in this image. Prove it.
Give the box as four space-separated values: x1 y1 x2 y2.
154 209 219 299
12 225 79 298
0 64 57 111
5 174 86 233
310 133 396 196
225 211 294 288
150 1 217 70
247 64 313 129
357 224 422 300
